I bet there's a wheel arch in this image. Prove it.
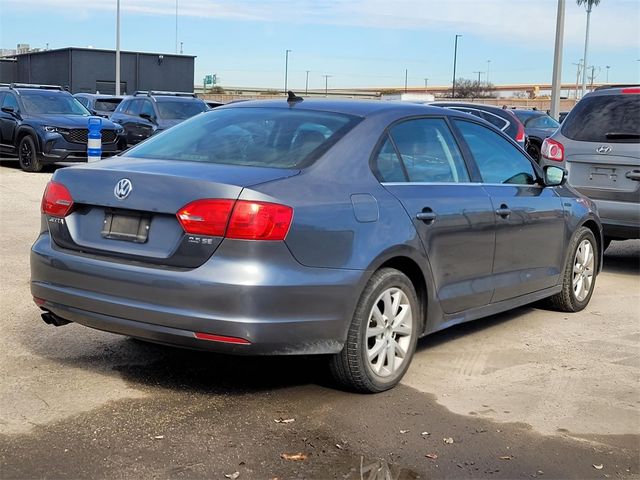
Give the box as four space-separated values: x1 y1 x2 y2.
16 126 41 152
581 218 604 273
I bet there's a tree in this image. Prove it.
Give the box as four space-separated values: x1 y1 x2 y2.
451 78 495 98
577 0 601 97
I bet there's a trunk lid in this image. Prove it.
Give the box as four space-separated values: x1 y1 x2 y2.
49 157 299 268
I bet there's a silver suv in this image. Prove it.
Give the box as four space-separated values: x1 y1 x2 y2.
541 86 640 249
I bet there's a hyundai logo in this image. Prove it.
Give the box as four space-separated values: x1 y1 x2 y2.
596 145 612 155
114 178 133 200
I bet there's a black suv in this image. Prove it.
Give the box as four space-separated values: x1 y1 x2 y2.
74 93 124 118
110 91 208 146
0 84 126 172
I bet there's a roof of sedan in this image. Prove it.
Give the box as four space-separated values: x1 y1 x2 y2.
222 98 452 117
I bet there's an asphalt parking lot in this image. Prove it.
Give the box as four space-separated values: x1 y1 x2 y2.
0 160 638 479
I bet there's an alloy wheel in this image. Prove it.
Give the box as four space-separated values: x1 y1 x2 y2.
365 287 413 377
573 239 595 302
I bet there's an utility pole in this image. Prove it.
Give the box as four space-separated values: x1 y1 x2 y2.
550 0 566 120
115 0 121 96
606 65 610 83
284 49 291 93
404 69 408 93
180 42 183 55
452 34 462 98
305 70 310 95
573 60 583 99
322 74 332 97
486 59 491 84
424 78 428 92
473 71 482 84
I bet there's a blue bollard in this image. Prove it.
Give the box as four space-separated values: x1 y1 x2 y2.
87 117 102 162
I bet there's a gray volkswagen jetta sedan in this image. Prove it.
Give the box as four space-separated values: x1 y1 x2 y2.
31 98 602 392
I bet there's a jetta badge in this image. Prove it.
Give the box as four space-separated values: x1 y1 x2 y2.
114 178 133 200
596 145 612 155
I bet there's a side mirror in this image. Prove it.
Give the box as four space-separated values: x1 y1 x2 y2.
1 106 17 115
544 165 566 186
139 112 156 123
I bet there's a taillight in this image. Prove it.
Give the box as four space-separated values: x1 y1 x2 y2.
41 181 74 217
227 201 293 241
621 88 640 94
176 199 293 241
515 121 526 144
541 138 564 162
177 199 235 236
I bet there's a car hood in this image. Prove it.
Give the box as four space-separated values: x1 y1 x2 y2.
28 114 120 130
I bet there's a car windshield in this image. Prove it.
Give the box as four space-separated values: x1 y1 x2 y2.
123 107 361 169
20 91 90 115
562 94 640 143
156 99 208 120
94 99 121 112
527 115 559 129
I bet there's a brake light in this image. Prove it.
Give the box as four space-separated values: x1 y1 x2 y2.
176 199 293 241
621 88 640 94
541 138 564 162
515 120 526 144
177 199 235 236
227 201 293 241
41 181 74 217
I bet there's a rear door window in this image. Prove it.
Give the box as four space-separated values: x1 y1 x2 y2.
562 94 640 143
125 99 143 116
455 120 536 185
388 118 470 183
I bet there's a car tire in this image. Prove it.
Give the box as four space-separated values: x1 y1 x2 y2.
527 142 541 162
546 227 598 312
18 135 44 172
329 268 419 393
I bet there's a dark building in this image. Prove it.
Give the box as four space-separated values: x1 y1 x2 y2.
0 58 17 84
1 47 195 94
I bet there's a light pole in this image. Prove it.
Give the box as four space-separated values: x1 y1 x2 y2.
424 78 428 92
284 49 292 94
452 34 462 98
322 74 332 97
115 0 121 95
606 65 610 83
305 70 310 95
404 69 408 93
175 0 179 54
550 0 566 120
579 0 600 97
486 59 491 84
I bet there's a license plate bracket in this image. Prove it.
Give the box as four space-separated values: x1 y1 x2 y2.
101 210 151 243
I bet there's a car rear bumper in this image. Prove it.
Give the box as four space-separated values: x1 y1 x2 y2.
30 233 364 355
591 199 640 240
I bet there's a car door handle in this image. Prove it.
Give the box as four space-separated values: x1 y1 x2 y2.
495 205 511 217
416 209 437 223
626 170 640 181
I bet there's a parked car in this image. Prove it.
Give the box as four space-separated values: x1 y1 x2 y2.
558 111 570 123
431 102 526 149
0 83 126 172
541 85 640 248
110 91 208 146
32 99 602 392
74 93 123 118
511 109 561 162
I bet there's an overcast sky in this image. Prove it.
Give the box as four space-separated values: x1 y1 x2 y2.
1 0 639 89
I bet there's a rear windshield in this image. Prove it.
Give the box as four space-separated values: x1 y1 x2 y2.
21 91 90 115
94 99 121 112
156 99 208 120
123 107 361 168
562 94 640 143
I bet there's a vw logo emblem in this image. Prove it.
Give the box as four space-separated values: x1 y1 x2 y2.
596 145 612 155
114 178 133 200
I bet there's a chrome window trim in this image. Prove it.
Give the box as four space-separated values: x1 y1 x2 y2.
381 181 542 188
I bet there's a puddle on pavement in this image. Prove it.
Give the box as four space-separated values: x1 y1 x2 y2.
343 456 420 480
